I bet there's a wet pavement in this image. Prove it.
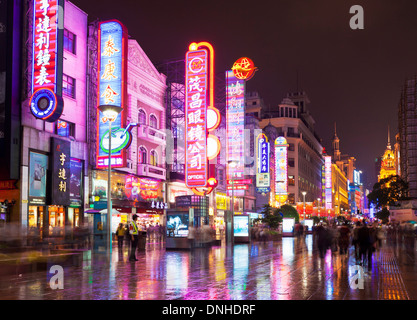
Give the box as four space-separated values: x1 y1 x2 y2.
1 234 416 300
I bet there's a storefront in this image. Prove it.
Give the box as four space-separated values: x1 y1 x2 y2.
27 139 86 240
91 170 166 233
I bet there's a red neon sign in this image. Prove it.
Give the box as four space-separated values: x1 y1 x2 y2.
32 0 59 93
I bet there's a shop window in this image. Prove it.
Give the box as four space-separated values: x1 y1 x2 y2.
56 120 75 138
138 109 146 125
288 175 295 186
48 206 65 236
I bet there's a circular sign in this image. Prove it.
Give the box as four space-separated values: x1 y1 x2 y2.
207 134 221 160
232 57 257 80
29 88 64 122
207 107 221 131
100 127 132 154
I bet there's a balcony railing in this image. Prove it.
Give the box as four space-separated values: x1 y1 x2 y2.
137 163 166 180
137 124 166 144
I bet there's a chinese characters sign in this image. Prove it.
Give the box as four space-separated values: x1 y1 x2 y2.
30 0 64 122
32 0 60 93
96 20 128 168
125 176 160 201
185 48 208 188
226 70 245 196
275 137 288 204
50 137 71 206
256 133 271 192
325 156 332 210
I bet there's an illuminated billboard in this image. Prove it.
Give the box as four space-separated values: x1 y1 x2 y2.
325 156 332 210
256 133 270 193
96 20 128 169
275 137 288 204
226 70 245 196
30 0 64 122
184 42 220 195
185 48 208 188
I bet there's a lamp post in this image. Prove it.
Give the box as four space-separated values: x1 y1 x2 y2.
302 191 306 221
98 104 122 254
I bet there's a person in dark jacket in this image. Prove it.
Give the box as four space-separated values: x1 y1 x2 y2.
316 224 330 259
357 223 373 270
338 222 351 255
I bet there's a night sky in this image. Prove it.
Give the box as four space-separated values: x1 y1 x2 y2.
71 0 417 189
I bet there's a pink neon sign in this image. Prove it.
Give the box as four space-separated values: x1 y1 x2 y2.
185 49 208 188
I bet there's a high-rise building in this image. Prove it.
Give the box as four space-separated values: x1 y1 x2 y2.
398 76 417 198
378 127 396 181
260 92 324 206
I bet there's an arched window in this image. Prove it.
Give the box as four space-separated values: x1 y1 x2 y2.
139 146 147 164
149 114 158 129
138 109 146 125
150 150 157 166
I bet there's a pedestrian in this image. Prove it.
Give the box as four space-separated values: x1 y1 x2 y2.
188 224 196 248
329 223 339 253
357 222 373 270
352 221 361 262
316 224 330 259
338 222 351 255
129 214 139 261
116 223 125 250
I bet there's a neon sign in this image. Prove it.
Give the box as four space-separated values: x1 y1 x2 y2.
275 137 288 204
256 133 270 193
185 42 220 195
231 57 257 81
325 156 332 210
226 70 245 196
96 20 128 168
30 0 64 122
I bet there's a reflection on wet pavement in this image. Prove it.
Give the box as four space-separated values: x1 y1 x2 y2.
0 235 415 300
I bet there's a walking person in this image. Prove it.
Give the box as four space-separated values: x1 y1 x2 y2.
357 222 373 271
338 222 351 255
316 224 330 259
116 223 125 251
352 221 361 263
129 214 139 262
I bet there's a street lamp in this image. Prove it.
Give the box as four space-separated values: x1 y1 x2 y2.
98 104 122 254
301 191 306 221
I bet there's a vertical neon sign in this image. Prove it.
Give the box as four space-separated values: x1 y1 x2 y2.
256 133 270 193
185 46 209 188
96 20 128 169
274 137 288 205
325 156 332 210
185 42 219 195
30 0 64 122
226 70 245 196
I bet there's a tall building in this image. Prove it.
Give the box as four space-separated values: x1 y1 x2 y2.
20 1 89 238
260 92 324 206
332 122 356 182
378 127 396 181
0 0 23 225
398 76 417 198
87 22 168 231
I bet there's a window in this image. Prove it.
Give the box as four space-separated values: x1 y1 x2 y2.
150 150 157 166
56 120 75 137
288 175 295 186
149 114 158 129
138 109 146 125
138 146 147 164
63 74 76 98
288 158 295 167
63 29 76 54
288 143 295 151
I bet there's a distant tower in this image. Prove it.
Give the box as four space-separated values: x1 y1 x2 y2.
378 125 396 181
332 122 341 162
